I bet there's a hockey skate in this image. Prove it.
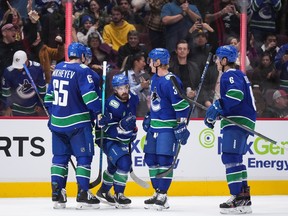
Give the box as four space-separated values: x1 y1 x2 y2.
96 189 115 206
144 192 158 209
220 193 252 214
114 193 131 208
76 189 100 210
52 182 67 209
154 193 169 211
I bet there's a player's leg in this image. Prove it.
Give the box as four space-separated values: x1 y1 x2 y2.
220 129 252 214
143 130 160 208
71 126 100 209
51 131 70 209
113 154 132 208
96 160 116 206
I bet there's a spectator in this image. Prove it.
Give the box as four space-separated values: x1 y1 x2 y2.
102 6 136 51
87 32 118 77
262 89 288 118
40 1 65 48
161 0 201 53
122 52 150 116
249 0 282 48
274 43 288 90
204 0 242 52
76 14 103 45
257 33 280 61
1 50 46 116
187 29 212 73
251 51 279 93
146 0 170 49
226 35 253 72
76 0 110 35
169 39 200 100
117 30 147 69
35 35 65 83
119 0 145 27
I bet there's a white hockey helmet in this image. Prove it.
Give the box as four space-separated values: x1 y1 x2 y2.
12 50 28 69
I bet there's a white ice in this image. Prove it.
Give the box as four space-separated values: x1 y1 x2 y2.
0 196 287 216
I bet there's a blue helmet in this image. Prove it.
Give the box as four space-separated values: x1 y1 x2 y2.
112 74 129 87
85 47 92 64
148 48 170 65
215 45 238 63
68 42 86 58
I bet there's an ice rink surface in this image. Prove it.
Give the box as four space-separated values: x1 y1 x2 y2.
0 196 287 216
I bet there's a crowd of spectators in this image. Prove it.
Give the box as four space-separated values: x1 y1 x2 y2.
0 0 288 118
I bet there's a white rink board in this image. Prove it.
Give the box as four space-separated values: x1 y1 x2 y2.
0 119 287 182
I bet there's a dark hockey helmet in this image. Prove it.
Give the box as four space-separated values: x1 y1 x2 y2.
216 45 238 63
112 74 129 87
68 42 86 58
148 48 170 65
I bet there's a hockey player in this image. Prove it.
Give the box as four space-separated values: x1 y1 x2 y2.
1 50 46 116
204 45 256 214
44 42 102 209
142 48 190 210
95 74 139 208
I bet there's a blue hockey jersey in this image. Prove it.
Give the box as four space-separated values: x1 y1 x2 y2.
149 72 190 132
1 61 46 115
220 68 257 133
44 61 101 132
96 91 139 145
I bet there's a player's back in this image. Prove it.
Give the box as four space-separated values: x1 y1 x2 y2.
47 61 100 132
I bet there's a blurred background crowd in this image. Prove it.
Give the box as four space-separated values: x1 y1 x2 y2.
0 0 287 118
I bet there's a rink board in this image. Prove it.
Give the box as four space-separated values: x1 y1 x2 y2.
0 118 288 197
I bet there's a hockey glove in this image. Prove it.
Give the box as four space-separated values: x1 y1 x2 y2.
204 100 223 129
97 113 112 127
119 115 137 132
142 112 151 132
174 122 190 145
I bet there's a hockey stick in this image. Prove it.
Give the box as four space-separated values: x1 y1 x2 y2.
156 76 194 178
191 52 212 114
156 54 213 178
23 64 49 116
128 142 150 188
89 61 107 189
170 75 278 145
23 64 78 171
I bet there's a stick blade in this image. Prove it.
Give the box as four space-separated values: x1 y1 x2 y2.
130 170 150 189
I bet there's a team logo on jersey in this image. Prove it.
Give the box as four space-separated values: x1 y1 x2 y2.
151 87 161 112
16 79 35 99
109 99 120 109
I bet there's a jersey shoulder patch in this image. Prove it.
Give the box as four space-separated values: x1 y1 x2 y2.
109 99 120 109
165 72 174 80
31 61 40 67
130 89 137 96
80 64 88 69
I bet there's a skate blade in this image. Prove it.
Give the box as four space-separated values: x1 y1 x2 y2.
155 204 170 211
97 196 115 206
76 203 100 210
220 206 252 214
115 203 130 209
53 202 66 209
144 204 154 209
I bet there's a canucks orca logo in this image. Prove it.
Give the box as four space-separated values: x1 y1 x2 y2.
151 87 161 112
16 79 35 99
258 6 272 20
